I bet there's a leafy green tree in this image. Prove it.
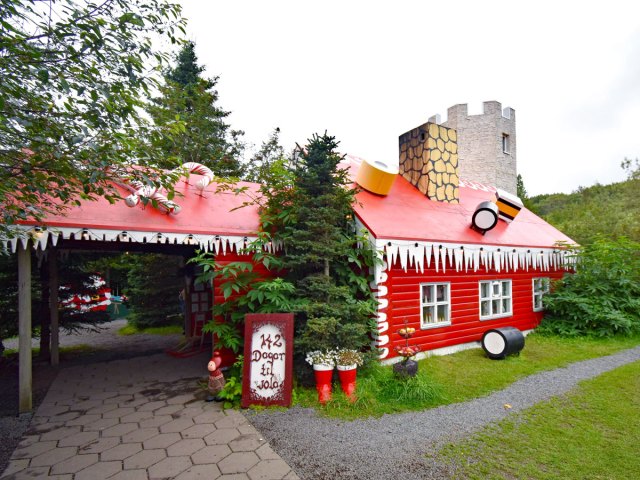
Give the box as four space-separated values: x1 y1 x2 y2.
146 41 244 176
538 237 640 337
0 0 186 236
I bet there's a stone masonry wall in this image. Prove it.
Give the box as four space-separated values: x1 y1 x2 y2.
440 101 517 194
399 122 459 203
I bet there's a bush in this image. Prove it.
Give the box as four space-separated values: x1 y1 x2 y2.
539 237 640 337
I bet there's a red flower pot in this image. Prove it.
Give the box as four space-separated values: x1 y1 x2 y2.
337 364 357 400
313 364 333 404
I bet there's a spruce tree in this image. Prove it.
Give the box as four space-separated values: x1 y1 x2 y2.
147 41 244 177
266 133 377 360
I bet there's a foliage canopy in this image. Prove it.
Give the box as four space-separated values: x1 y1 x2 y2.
0 0 186 236
146 41 244 176
539 237 640 337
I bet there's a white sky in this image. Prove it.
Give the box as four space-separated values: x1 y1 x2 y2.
177 0 640 195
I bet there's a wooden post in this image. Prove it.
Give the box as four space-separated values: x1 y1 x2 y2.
184 275 192 339
17 243 32 413
49 251 59 367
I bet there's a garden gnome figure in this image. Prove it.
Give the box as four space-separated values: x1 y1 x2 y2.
206 351 225 402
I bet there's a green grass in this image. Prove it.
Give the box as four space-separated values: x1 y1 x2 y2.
438 360 640 480
294 333 640 419
117 324 182 336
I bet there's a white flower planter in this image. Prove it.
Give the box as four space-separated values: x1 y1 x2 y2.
313 364 334 372
336 364 357 371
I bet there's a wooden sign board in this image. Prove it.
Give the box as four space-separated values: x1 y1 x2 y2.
241 313 294 408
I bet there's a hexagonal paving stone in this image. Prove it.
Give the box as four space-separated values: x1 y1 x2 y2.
36 404 70 417
228 435 265 453
103 394 134 405
255 444 281 461
50 453 98 474
182 424 217 439
139 415 173 428
218 452 260 474
191 444 232 465
148 456 192 479
108 469 149 480
12 440 57 459
52 411 83 422
100 442 143 461
218 473 250 479
102 407 136 419
40 426 82 442
1 459 29 476
194 410 226 424
85 403 119 415
167 438 206 457
137 400 166 412
179 406 207 419
83 417 119 432
109 469 149 480
101 422 139 437
2 466 51 478
214 414 246 429
78 437 120 454
65 414 102 427
204 428 242 446
123 449 166 470
121 427 160 443
154 404 183 416
166 393 197 405
283 471 300 480
247 459 292 480
143 432 182 449
159 417 195 434
58 431 100 448
174 464 222 480
30 447 78 467
74 460 123 480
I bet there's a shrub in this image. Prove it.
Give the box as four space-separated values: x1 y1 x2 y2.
539 237 640 336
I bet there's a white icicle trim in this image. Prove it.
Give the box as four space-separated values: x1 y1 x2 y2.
372 238 575 273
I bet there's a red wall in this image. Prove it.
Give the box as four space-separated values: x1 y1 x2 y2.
384 254 566 359
205 250 275 366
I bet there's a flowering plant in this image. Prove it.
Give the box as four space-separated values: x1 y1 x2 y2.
305 350 337 367
336 349 364 367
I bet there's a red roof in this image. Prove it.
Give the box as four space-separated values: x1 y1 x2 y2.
348 159 574 249
20 175 262 237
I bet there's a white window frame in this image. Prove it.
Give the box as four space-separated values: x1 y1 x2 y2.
532 277 550 312
479 280 512 320
502 133 510 154
420 282 451 329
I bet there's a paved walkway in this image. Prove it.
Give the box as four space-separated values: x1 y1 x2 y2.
1 352 298 480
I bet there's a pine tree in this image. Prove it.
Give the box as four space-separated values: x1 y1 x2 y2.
147 41 244 177
264 133 377 361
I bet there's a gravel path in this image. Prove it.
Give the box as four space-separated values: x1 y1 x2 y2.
247 345 640 480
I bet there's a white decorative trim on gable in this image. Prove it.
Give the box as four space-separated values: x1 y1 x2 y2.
373 238 575 274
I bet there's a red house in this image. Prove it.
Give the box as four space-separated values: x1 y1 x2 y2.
349 119 575 362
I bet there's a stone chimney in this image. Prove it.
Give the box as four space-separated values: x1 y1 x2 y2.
398 122 459 203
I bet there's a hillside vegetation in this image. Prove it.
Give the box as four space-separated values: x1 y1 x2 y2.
528 176 639 245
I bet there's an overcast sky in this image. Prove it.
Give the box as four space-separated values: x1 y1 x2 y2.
177 0 640 195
